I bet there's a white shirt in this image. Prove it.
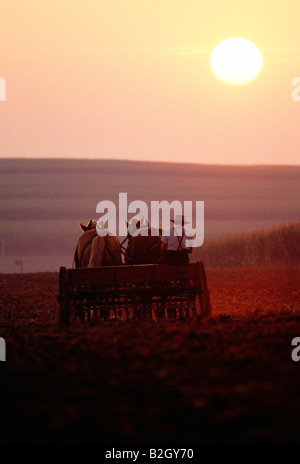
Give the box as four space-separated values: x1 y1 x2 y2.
161 227 189 251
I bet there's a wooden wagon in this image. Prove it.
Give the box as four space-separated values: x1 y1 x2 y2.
58 261 211 324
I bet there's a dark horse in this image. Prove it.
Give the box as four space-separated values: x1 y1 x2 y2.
123 218 163 265
74 220 122 267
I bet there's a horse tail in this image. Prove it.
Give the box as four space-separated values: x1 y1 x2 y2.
88 236 105 267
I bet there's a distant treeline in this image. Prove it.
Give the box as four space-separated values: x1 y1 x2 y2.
195 222 300 267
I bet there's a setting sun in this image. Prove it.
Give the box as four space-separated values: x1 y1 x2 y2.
210 38 263 85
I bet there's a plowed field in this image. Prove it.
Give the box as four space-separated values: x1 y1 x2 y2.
1 267 300 444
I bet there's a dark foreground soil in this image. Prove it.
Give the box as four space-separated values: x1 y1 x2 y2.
1 267 300 444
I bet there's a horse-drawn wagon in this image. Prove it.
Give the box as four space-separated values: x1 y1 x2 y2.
58 261 211 324
58 218 211 323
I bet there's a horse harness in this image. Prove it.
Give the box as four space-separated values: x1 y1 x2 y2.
121 233 162 265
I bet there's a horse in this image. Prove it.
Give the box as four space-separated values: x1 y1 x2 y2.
123 217 163 265
74 220 122 268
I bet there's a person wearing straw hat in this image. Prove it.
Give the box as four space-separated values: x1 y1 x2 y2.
161 214 192 265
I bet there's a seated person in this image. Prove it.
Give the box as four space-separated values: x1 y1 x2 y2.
161 215 192 265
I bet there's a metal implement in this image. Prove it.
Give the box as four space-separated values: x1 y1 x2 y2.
58 261 211 324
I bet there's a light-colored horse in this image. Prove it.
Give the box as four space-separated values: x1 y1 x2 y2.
74 220 122 267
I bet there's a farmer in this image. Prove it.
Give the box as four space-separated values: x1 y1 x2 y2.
161 215 192 265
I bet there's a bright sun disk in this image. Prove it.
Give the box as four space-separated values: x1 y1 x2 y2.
210 38 263 85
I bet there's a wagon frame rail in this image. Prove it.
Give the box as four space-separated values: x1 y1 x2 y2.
58 261 211 324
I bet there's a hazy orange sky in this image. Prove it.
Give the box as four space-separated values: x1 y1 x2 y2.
0 0 300 165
